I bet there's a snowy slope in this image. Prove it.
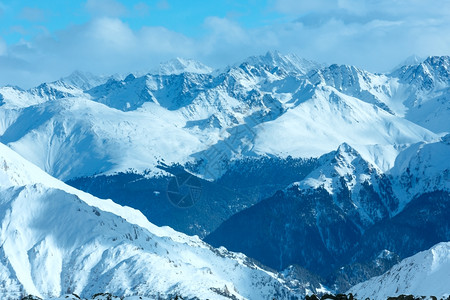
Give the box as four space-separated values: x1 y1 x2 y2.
388 133 450 211
306 56 450 134
307 64 402 115
0 97 208 180
292 143 398 228
0 72 111 110
0 142 301 300
253 86 437 172
0 86 50 109
390 56 450 133
348 242 450 299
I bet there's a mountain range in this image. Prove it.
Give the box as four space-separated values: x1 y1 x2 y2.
0 51 449 299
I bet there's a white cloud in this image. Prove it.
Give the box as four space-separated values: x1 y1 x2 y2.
139 26 194 55
204 17 248 45
1 0 449 88
84 18 136 50
0 18 199 88
267 0 450 69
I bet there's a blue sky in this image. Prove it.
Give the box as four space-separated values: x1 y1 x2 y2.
1 1 283 44
1 0 449 88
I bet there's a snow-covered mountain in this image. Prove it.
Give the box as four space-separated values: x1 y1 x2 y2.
86 72 213 111
0 52 449 298
391 55 425 71
58 70 120 91
0 96 207 180
307 64 396 114
252 86 436 172
0 52 447 241
393 56 450 90
154 57 214 75
348 242 450 299
243 50 322 75
389 133 450 209
1 53 442 182
205 136 450 290
305 56 450 134
0 141 308 300
204 143 397 274
0 71 119 110
390 56 450 133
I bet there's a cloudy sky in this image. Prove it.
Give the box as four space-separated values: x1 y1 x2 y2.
1 0 449 88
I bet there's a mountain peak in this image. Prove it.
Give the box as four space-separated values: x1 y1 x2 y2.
330 143 370 176
124 73 136 82
307 63 373 92
155 58 213 75
328 63 363 73
336 142 358 156
316 63 369 78
391 55 450 88
293 143 374 195
263 50 286 61
391 55 424 71
244 50 321 74
59 70 115 90
424 55 450 67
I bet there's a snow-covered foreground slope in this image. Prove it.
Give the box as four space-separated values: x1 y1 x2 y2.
348 242 450 299
0 142 303 300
